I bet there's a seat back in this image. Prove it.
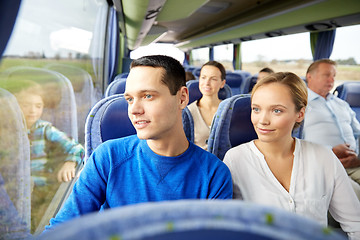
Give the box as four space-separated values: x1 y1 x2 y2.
105 76 127 97
225 72 244 95
0 173 31 238
38 200 346 240
240 74 258 94
85 93 198 160
1 66 78 141
182 106 194 142
208 94 257 160
46 64 95 144
0 88 31 230
85 94 136 160
192 67 201 78
234 70 251 80
186 80 232 104
334 82 360 121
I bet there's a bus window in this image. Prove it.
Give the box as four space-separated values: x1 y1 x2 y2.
0 0 109 235
192 47 210 66
213 44 234 71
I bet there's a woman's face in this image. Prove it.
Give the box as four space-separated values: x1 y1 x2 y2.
251 82 304 144
199 65 225 97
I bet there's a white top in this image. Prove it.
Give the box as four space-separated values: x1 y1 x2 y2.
303 89 360 154
188 101 210 150
224 138 360 239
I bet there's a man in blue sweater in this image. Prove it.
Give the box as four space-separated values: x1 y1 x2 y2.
45 55 232 230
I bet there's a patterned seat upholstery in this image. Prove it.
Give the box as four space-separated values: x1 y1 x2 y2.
0 88 31 233
208 94 257 160
38 199 346 240
225 72 245 95
105 75 127 97
84 94 136 160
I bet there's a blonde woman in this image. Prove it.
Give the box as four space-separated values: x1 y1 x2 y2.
224 72 360 239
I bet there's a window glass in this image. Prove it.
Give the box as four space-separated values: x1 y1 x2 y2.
0 0 108 235
191 47 209 66
214 44 234 70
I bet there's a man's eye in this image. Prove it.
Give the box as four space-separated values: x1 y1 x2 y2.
252 107 259 112
274 109 282 113
125 98 133 103
145 94 152 99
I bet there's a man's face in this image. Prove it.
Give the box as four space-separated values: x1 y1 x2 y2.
307 63 336 98
124 66 187 141
17 92 44 128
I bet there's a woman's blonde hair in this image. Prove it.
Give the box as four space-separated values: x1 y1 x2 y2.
251 72 308 129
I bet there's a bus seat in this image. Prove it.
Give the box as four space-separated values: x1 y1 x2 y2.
333 82 360 121
105 76 127 97
1 66 78 141
0 173 31 239
192 67 201 78
46 64 96 144
84 94 135 161
182 106 195 142
234 70 252 80
208 94 257 160
38 199 345 240
186 80 232 105
240 74 258 94
117 72 129 79
225 72 244 95
0 88 31 231
184 66 196 73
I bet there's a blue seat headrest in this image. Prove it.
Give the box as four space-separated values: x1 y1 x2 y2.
100 97 136 142
229 96 257 147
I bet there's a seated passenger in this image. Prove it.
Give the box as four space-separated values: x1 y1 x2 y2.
257 67 274 80
11 81 84 232
44 55 232 231
223 72 360 239
302 59 360 197
187 61 226 150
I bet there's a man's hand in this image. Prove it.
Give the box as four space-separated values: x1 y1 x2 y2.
332 143 360 168
57 161 76 182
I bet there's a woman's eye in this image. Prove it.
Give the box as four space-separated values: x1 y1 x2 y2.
252 107 259 112
274 109 282 113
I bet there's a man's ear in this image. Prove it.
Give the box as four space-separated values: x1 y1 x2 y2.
178 86 189 109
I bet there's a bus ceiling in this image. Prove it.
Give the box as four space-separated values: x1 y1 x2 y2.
111 0 360 51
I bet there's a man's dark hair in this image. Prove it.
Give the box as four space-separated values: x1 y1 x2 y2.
259 67 274 74
130 55 186 95
201 61 226 80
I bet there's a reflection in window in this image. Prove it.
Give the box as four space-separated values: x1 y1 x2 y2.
0 0 108 235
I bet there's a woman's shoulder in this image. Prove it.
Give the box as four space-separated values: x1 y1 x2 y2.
224 141 253 161
297 138 332 153
296 139 338 166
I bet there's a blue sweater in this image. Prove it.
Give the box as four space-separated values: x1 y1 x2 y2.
46 135 232 229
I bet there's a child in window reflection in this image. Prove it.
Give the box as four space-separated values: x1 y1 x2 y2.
12 80 84 232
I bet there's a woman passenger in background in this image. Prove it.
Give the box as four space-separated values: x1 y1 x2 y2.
187 61 226 150
223 72 360 239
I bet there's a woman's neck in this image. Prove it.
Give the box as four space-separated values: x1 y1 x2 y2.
254 137 295 159
197 95 221 110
